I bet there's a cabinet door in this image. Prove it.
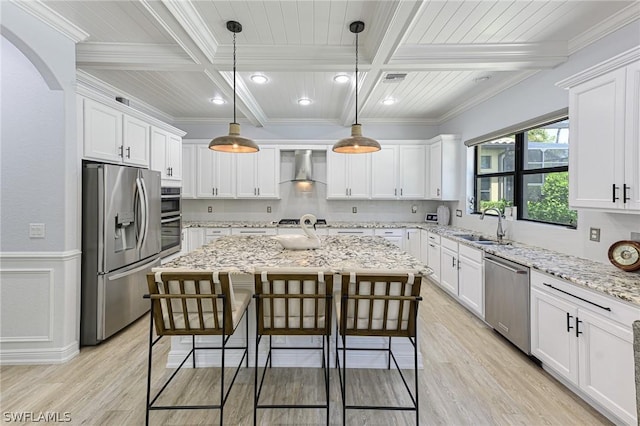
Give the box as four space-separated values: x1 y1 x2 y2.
426 242 440 283
440 246 458 295
399 145 425 199
347 154 371 198
530 288 579 383
420 230 429 265
577 309 636 425
182 145 196 198
187 228 205 252
84 99 122 163
256 147 279 198
214 151 236 198
196 145 216 197
122 115 150 167
150 128 169 179
326 149 349 198
405 229 421 259
569 68 626 209
625 61 640 210
235 153 258 198
371 146 398 199
167 135 182 180
458 256 483 317
429 142 442 199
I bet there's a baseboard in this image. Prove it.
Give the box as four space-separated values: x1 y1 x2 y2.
0 341 79 365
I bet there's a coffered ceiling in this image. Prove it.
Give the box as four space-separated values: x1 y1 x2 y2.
14 1 640 127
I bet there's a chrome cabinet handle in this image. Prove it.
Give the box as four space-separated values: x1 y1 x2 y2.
394 188 397 196
566 312 574 333
257 188 260 196
612 184 619 202
400 188 403 196
126 146 131 158
119 145 124 157
576 317 583 337
623 184 630 203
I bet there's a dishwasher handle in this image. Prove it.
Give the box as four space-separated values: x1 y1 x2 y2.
484 256 528 274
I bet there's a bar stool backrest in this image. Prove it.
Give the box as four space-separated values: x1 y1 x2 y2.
254 269 334 336
147 271 235 336
339 271 422 338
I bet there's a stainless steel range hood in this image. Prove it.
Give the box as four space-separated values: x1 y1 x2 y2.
293 150 314 182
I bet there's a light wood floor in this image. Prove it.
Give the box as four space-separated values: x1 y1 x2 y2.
0 280 610 425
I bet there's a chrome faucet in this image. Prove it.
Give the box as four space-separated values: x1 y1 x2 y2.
480 208 506 243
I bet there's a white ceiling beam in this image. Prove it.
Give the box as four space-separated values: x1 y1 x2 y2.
160 0 219 64
77 42 195 69
217 71 267 127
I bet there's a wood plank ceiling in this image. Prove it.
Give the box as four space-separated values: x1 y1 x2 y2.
19 1 640 127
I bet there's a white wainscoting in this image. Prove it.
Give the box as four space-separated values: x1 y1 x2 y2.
0 250 81 364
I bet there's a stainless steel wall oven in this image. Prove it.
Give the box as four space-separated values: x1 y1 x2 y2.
160 187 181 257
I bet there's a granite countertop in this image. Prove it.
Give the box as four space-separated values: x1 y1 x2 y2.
182 220 640 307
165 235 432 277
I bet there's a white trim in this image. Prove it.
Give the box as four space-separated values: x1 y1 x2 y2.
76 42 194 67
568 4 640 55
0 342 79 365
556 46 640 89
0 250 81 260
10 0 89 43
161 0 219 64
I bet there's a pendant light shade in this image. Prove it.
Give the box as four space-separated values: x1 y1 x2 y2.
332 21 380 154
209 21 259 153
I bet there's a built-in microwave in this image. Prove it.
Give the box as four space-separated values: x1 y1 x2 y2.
160 187 181 257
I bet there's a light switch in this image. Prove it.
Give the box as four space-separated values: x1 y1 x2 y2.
29 223 45 238
589 227 600 242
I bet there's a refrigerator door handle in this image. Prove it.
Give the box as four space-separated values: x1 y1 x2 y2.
108 256 159 281
140 176 150 251
135 177 147 252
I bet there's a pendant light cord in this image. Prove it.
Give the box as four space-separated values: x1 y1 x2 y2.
233 31 237 124
355 31 359 125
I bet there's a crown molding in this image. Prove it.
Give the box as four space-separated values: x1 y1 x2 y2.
10 0 89 43
161 0 218 64
556 46 640 89
77 42 195 69
213 45 358 71
568 3 640 55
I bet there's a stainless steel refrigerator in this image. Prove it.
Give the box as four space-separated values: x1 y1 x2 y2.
81 163 161 345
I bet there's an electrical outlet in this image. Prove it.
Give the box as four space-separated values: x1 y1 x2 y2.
456 209 462 217
589 227 600 242
352 207 357 214
29 223 45 238
411 205 417 213
207 206 213 213
267 206 272 213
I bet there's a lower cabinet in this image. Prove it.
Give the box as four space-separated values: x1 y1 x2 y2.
531 270 637 425
328 228 374 236
374 228 404 249
405 228 421 259
457 245 484 318
205 228 231 244
426 232 441 283
439 237 459 296
231 228 277 236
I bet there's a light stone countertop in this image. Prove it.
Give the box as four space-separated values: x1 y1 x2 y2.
182 220 640 307
164 234 432 277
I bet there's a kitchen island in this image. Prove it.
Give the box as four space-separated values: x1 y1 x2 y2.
160 234 431 369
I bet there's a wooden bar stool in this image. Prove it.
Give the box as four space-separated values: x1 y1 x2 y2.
335 270 422 425
144 270 250 425
253 268 333 425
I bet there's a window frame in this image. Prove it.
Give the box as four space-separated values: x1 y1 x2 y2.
473 117 576 228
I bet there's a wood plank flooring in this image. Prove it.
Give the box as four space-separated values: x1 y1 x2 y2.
0 280 610 425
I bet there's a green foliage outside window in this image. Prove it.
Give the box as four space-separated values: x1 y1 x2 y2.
527 172 577 226
479 199 511 213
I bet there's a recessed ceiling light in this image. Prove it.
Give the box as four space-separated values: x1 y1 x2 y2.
298 98 312 106
210 97 226 105
381 98 396 105
251 74 268 84
334 74 350 83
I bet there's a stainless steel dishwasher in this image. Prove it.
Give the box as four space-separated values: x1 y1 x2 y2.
484 254 531 354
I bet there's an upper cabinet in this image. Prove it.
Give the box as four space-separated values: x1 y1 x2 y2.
326 149 371 199
427 135 460 200
79 92 185 172
181 144 196 198
370 145 426 199
195 145 236 198
150 127 182 185
235 147 280 199
557 49 639 211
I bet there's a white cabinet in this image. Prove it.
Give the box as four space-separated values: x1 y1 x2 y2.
196 145 236 198
326 150 371 199
420 230 430 265
231 228 277 236
457 245 484 318
151 128 182 184
82 98 150 167
405 228 421 259
328 228 374 236
204 228 231 244
425 232 441 284
530 271 638 425
235 147 280 199
181 144 196 198
370 145 426 199
560 55 640 211
185 228 205 253
439 237 459 296
427 135 460 200
375 228 404 249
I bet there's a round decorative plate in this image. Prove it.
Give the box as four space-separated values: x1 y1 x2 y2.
607 240 640 272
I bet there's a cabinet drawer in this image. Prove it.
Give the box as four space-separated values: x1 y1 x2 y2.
441 236 458 251
374 229 403 237
205 228 230 237
531 270 639 328
459 244 483 263
328 228 374 236
231 228 277 236
427 232 441 244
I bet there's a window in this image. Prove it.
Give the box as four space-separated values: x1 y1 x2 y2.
474 118 577 227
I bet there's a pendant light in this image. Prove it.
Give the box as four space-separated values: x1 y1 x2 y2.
332 21 381 154
209 21 259 153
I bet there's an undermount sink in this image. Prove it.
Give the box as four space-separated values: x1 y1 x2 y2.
454 234 494 242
